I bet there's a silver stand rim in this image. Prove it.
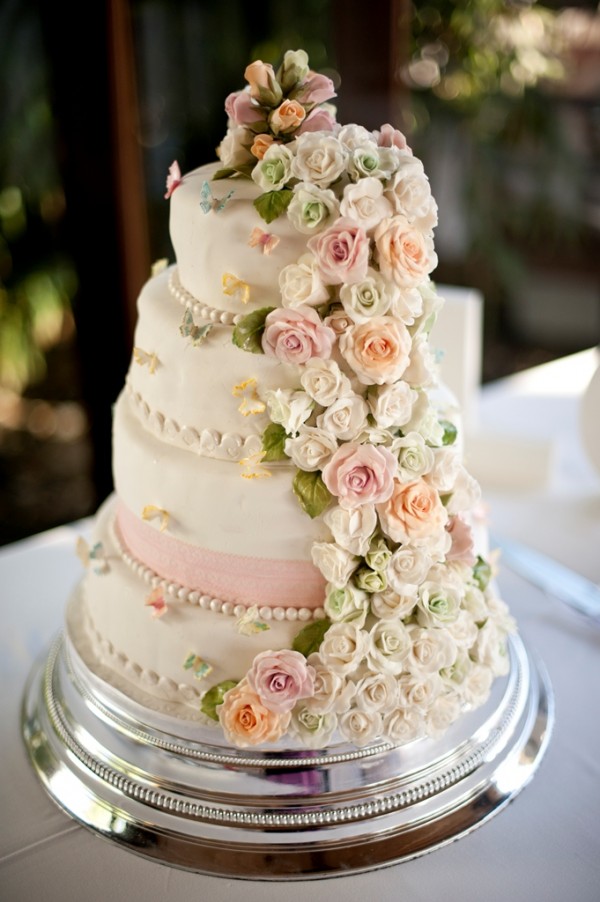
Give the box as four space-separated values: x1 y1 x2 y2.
22 631 553 880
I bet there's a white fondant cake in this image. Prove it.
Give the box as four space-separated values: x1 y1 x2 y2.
69 50 515 750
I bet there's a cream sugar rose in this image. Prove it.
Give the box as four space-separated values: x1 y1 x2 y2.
71 49 515 751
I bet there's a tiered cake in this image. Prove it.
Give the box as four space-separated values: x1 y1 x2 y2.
67 50 515 751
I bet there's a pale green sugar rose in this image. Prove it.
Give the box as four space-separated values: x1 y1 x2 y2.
367 620 412 675
391 431 435 481
251 144 294 191
324 583 369 626
440 649 473 688
416 581 462 627
355 566 387 594
290 707 337 748
365 538 392 573
348 145 399 181
339 270 392 323
287 183 340 234
279 49 309 92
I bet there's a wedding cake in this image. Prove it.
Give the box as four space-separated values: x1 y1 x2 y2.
68 50 515 752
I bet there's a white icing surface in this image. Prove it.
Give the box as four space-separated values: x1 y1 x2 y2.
170 162 308 314
113 388 329 558
78 498 307 707
127 265 303 446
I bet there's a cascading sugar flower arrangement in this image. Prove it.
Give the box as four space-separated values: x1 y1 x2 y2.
172 50 516 749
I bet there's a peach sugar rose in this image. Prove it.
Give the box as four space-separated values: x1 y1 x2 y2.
271 99 306 133
377 478 447 544
374 215 437 289
218 679 291 748
339 315 411 385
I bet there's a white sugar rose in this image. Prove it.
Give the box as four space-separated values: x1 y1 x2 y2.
284 426 338 471
463 585 489 623
403 394 445 446
304 654 357 713
416 581 462 628
290 707 337 748
339 268 393 322
382 707 425 744
445 466 481 516
318 622 368 675
487 595 517 634
279 253 330 308
264 388 313 435
406 625 457 674
384 156 438 231
386 545 432 595
287 182 340 234
389 285 424 325
338 708 383 747
324 583 369 626
403 333 438 388
428 446 462 493
367 620 412 675
396 672 443 711
391 431 435 481
371 586 417 621
462 663 493 707
354 672 398 713
323 503 377 556
472 621 510 676
300 357 352 406
217 126 254 168
337 124 375 150
447 610 479 649
440 649 473 690
426 692 462 738
323 305 355 335
316 393 369 441
311 542 358 588
251 143 294 191
368 381 417 429
340 178 393 233
291 133 348 187
413 278 444 335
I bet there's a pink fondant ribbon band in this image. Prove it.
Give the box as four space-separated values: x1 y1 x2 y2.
116 502 326 609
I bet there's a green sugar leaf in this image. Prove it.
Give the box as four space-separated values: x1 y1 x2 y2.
292 470 333 519
292 618 331 658
262 422 289 461
473 555 492 591
440 419 458 446
253 189 293 224
232 306 275 354
200 680 238 721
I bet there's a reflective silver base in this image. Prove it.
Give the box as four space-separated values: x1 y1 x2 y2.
22 632 553 879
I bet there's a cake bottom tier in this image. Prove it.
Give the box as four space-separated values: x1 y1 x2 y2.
22 628 553 878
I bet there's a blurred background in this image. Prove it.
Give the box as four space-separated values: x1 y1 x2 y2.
1 0 599 545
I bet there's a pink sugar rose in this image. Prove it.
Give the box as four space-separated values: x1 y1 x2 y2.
247 650 316 714
218 679 291 748
297 107 338 134
262 305 336 364
295 73 337 105
308 218 370 286
225 90 264 126
377 478 448 544
322 442 397 510
374 215 437 289
374 123 411 152
446 515 477 566
339 316 411 385
164 160 182 199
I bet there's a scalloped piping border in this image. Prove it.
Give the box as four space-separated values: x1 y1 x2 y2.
110 514 326 624
125 380 263 462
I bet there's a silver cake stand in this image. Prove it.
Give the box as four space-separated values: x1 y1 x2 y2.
22 631 553 880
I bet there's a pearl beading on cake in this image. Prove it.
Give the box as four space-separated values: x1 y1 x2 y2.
125 381 264 462
168 267 242 326
110 515 326 623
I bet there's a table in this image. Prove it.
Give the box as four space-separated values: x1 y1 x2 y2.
2 350 599 901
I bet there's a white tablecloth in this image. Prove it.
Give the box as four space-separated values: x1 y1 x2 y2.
2 351 599 901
